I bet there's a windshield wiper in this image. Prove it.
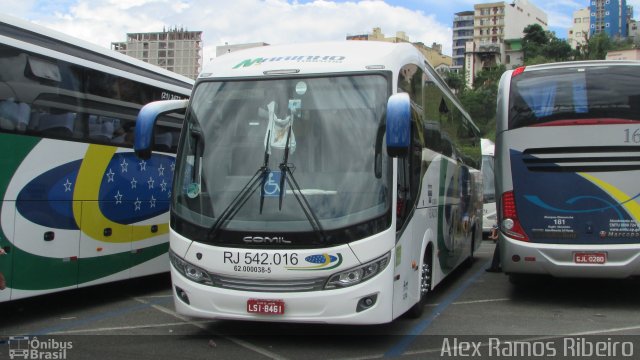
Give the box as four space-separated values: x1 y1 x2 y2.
208 125 328 243
208 130 272 239
278 126 328 243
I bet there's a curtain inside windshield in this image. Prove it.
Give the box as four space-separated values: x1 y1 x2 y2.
509 65 640 129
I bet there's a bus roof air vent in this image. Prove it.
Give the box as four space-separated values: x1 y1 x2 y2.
263 69 300 75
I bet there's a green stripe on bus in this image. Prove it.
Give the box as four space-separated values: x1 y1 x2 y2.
0 134 41 287
9 242 168 290
0 134 40 198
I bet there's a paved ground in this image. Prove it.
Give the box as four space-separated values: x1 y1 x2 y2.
2 240 640 359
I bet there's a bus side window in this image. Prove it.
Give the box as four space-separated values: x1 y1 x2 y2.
0 98 30 133
32 110 77 139
88 115 117 143
397 109 424 231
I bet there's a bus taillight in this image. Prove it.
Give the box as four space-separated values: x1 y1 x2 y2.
500 191 529 241
511 66 526 78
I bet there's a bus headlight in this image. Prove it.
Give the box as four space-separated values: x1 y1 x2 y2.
325 252 390 289
169 250 213 286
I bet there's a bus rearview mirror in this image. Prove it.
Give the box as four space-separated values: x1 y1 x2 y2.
135 99 189 159
386 93 411 158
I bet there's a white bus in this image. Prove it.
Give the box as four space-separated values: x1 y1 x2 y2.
135 41 482 324
0 14 193 302
495 61 640 282
481 138 496 236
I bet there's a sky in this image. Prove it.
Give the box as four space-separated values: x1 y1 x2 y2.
3 0 640 62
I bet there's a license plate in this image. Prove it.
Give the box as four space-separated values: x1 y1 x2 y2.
574 252 606 264
247 299 285 315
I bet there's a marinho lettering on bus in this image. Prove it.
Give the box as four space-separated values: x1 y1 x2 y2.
233 55 346 68
440 337 634 358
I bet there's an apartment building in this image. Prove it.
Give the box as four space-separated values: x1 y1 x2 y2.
464 0 547 88
590 0 628 39
111 27 203 80
568 8 591 49
452 11 474 73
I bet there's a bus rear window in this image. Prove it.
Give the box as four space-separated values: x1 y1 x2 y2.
508 65 640 129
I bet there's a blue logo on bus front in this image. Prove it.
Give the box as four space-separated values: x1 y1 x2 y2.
286 253 343 271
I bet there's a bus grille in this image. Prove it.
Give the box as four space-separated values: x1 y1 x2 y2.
522 146 640 172
210 274 327 292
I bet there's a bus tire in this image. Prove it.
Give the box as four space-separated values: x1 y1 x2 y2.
406 247 432 319
465 229 476 268
509 273 544 287
509 273 527 286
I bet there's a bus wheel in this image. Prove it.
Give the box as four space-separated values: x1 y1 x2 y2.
465 231 475 268
509 273 529 286
406 248 432 319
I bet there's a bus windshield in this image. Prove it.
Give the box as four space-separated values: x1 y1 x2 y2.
173 74 391 245
509 65 640 129
481 155 495 203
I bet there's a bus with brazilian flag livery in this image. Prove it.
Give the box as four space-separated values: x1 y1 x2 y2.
0 14 192 302
135 41 482 324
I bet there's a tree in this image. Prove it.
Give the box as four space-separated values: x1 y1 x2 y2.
523 24 548 44
459 65 506 136
587 32 612 60
473 65 505 90
575 31 638 60
543 37 572 62
522 24 572 64
444 71 465 94
522 24 548 60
